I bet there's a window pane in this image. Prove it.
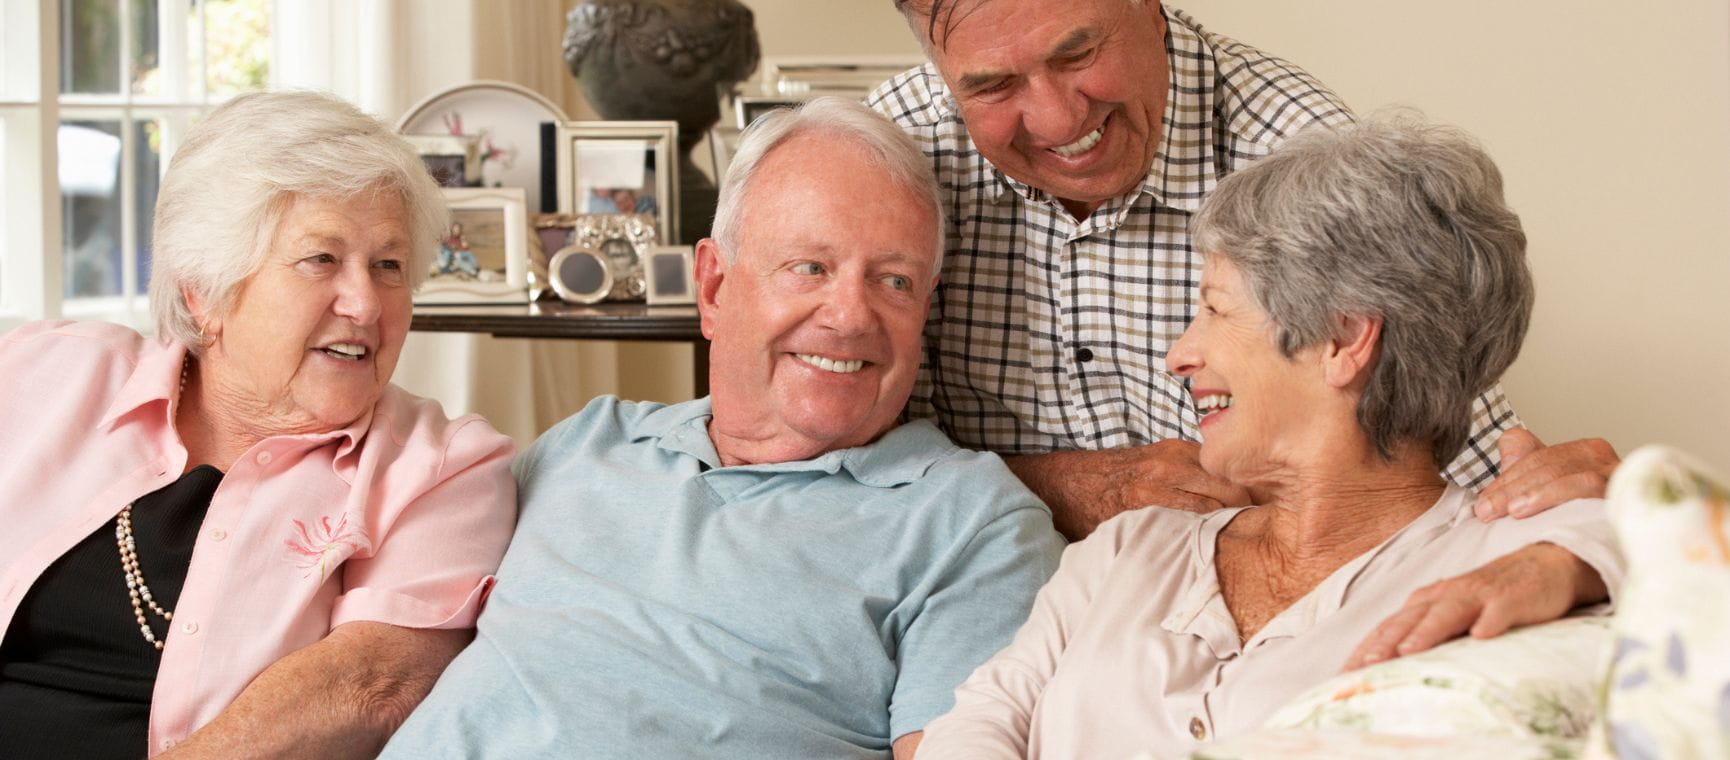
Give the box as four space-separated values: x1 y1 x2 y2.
61 0 122 95
60 120 124 298
205 0 269 95
131 0 161 95
135 119 162 294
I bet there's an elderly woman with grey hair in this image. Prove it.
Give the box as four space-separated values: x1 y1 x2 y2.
0 91 516 758
913 118 1625 759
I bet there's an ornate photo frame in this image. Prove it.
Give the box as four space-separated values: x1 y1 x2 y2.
555 121 678 244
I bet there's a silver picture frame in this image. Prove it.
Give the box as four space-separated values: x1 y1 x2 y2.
555 121 678 245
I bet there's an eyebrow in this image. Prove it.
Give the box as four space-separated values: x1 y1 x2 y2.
954 26 1101 92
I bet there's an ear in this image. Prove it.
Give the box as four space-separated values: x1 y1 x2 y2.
693 238 728 341
1321 313 1381 390
181 284 220 345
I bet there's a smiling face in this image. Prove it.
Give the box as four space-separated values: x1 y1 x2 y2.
919 0 1170 216
195 189 414 435
696 132 938 465
1165 256 1338 483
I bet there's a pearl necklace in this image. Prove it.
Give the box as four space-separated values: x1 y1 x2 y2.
116 504 172 650
115 357 192 651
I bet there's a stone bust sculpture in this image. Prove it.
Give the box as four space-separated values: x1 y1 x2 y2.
563 0 761 244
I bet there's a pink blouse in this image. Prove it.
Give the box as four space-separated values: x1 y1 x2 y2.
0 321 517 755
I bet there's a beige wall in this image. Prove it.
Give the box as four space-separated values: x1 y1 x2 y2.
739 0 1730 465
1173 0 1730 464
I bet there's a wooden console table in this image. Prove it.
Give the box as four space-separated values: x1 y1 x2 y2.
411 302 709 396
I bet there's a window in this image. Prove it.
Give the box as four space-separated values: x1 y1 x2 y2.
0 0 269 330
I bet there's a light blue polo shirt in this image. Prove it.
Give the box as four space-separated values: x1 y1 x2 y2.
383 396 1063 759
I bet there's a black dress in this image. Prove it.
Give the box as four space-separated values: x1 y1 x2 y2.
0 466 222 759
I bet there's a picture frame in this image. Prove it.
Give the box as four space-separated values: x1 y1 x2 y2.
417 187 531 305
644 245 697 306
396 80 571 213
531 212 579 299
708 126 742 183
571 212 657 302
555 121 678 244
403 134 481 188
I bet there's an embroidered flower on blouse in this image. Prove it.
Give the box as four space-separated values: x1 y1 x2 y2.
284 514 370 580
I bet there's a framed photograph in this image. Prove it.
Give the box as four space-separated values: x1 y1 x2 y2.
644 245 697 306
570 212 657 302
531 213 579 299
396 80 572 213
733 95 801 129
555 121 678 244
417 187 531 305
708 126 742 183
403 134 481 188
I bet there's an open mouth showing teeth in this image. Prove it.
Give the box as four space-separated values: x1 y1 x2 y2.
321 343 368 361
795 353 865 374
1051 124 1105 157
1196 394 1233 414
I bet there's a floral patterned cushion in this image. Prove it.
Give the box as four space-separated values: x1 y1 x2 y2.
1582 445 1730 760
1262 615 1607 739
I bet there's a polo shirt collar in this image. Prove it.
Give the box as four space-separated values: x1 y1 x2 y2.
645 398 954 488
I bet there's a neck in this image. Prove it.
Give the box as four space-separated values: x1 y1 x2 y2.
174 356 329 472
1234 439 1446 565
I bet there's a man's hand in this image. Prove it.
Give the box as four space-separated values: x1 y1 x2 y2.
1473 428 1619 521
1341 542 1608 671
1005 441 1251 540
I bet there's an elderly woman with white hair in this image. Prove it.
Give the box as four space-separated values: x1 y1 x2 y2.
913 118 1627 758
0 91 516 758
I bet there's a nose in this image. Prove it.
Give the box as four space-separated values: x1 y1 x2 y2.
1019 74 1090 146
1166 321 1202 377
332 263 383 325
818 274 875 336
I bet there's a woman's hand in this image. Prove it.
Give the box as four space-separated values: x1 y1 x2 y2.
1341 542 1608 671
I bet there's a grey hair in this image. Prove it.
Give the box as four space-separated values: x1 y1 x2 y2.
711 96 945 270
894 0 1146 50
1190 115 1532 470
149 90 448 351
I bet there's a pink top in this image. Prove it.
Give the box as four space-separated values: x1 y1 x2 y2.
0 321 518 755
915 485 1623 759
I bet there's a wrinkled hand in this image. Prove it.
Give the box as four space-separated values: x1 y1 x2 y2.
1473 428 1619 521
1342 542 1606 671
1006 441 1251 540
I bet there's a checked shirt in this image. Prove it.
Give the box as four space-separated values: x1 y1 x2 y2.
867 6 1519 489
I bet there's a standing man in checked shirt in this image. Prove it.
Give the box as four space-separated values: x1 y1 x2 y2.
870 0 1622 655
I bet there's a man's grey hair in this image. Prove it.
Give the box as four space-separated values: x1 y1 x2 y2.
1190 115 1532 470
149 90 448 351
893 0 1146 50
711 96 945 270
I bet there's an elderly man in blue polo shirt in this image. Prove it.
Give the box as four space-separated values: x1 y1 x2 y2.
381 97 1065 759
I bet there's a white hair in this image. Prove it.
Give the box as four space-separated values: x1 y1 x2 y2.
710 96 945 269
149 90 448 350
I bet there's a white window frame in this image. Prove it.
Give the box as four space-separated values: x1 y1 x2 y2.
1 0 271 332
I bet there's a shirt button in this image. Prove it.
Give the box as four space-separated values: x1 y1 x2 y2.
163 739 177 749
1190 716 1208 740
1076 346 1094 362
256 451 273 465
209 529 228 541
180 620 199 635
